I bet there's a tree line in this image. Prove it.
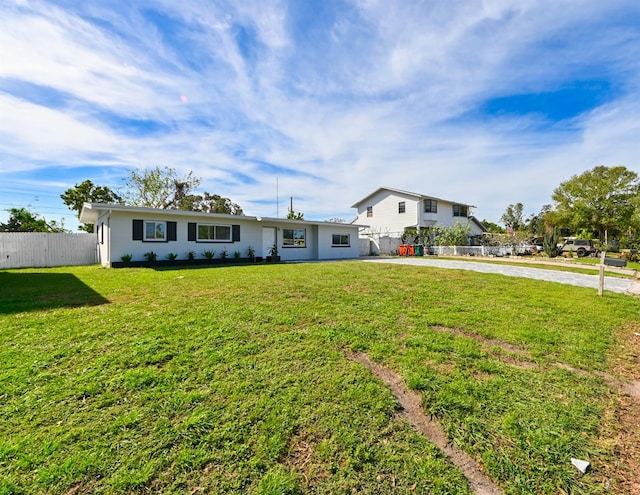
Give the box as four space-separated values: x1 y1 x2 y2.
485 165 639 250
1 166 243 233
2 165 638 249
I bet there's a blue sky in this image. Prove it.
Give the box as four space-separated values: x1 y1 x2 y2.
1 0 639 231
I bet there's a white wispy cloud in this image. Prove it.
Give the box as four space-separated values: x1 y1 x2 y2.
0 0 638 228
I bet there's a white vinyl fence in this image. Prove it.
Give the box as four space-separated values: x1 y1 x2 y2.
359 236 515 257
359 237 402 256
0 233 98 269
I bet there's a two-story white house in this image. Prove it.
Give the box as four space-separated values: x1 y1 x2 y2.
351 186 486 241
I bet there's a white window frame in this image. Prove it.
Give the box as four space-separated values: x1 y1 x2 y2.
283 228 306 247
197 223 232 242
332 234 350 247
366 206 373 217
144 221 166 241
452 204 469 217
398 202 406 214
424 199 437 213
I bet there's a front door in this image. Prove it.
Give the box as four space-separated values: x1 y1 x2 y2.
262 227 276 258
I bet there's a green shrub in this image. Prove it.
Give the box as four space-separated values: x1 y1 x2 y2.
202 250 216 260
143 251 157 262
543 228 560 258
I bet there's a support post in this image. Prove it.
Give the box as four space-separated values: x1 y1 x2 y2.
598 251 606 296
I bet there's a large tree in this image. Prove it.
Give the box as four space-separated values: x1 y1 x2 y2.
123 166 201 209
632 195 640 231
551 165 639 243
119 166 244 215
525 204 554 237
623 192 640 247
480 219 505 234
183 192 244 215
0 208 67 233
61 180 122 232
500 203 525 231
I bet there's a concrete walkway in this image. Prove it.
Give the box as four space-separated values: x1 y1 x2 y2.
362 257 640 295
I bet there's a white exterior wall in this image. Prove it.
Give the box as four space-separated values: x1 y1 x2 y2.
420 200 463 227
317 224 361 260
353 190 421 237
95 210 111 266
106 211 263 265
354 189 475 237
94 208 362 266
268 222 316 262
466 220 486 236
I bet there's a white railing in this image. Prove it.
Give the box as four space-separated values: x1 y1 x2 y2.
429 245 512 257
0 233 98 269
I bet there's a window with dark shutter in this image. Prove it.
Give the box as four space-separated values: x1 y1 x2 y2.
193 223 233 242
133 219 143 240
188 223 196 241
167 222 177 241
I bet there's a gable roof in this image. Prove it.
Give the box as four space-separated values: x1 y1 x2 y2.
468 216 488 233
350 186 474 208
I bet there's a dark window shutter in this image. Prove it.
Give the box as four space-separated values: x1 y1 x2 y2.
167 221 177 241
188 222 196 241
232 224 240 242
100 222 104 244
133 219 143 240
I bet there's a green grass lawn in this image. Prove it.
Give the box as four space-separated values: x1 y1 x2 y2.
1 262 638 494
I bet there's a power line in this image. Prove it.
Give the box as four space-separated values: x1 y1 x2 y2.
0 203 72 213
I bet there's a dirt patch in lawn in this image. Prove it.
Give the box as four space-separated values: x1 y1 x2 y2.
63 480 97 495
429 326 536 370
348 351 503 495
430 325 640 402
601 394 640 494
602 323 640 494
430 326 531 358
427 324 640 494
283 430 331 488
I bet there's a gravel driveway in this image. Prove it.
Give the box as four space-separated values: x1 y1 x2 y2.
362 257 639 295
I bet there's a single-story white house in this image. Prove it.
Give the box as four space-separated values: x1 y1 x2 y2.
79 203 364 267
351 186 487 238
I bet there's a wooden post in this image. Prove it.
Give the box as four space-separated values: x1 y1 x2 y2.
598 251 606 296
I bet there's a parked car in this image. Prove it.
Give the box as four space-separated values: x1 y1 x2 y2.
559 238 598 257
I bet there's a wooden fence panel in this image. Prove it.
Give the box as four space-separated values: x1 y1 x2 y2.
0 233 98 269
